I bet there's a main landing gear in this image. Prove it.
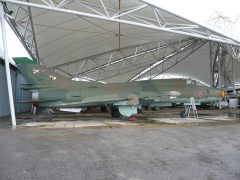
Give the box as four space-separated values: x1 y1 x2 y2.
110 105 139 120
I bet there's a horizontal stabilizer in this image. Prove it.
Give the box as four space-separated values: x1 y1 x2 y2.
20 85 53 90
20 83 33 85
15 100 32 103
16 99 62 104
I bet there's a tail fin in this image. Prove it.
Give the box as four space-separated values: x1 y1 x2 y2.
13 57 37 65
13 57 70 90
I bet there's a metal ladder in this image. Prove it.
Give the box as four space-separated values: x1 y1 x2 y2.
185 97 198 118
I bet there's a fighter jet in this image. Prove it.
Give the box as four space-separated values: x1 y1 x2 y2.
13 57 223 118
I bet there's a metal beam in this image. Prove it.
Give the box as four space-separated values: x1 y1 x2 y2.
26 0 40 62
210 42 235 89
77 38 206 82
98 40 205 81
129 39 205 81
1 0 240 86
57 39 191 78
140 0 240 45
1 0 240 46
0 3 16 127
3 2 39 61
49 42 159 69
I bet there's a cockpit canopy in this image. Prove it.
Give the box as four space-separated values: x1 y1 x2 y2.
185 79 205 86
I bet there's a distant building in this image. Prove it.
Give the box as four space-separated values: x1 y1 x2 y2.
0 52 31 117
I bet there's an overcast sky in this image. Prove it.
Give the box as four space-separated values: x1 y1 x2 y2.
147 0 240 39
1 0 240 60
0 22 31 61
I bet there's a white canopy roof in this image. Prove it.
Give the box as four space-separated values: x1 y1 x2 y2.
2 0 240 86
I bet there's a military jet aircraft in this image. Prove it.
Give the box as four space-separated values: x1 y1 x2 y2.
13 57 223 118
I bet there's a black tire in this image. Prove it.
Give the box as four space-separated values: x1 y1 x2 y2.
151 107 157 111
119 114 128 120
180 110 186 118
110 106 120 118
137 108 142 114
100 106 107 112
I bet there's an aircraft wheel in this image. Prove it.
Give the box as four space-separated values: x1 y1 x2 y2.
137 108 142 114
180 110 186 118
144 106 149 110
111 106 120 118
100 106 107 112
119 114 128 120
151 107 157 111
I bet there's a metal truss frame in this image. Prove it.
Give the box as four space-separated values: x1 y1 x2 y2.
1 0 240 84
2 0 240 46
129 39 207 81
49 38 199 81
50 38 209 83
210 42 235 89
2 1 40 62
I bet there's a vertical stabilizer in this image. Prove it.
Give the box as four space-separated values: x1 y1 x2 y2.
13 57 71 90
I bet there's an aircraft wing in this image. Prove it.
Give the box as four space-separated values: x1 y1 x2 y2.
16 99 62 104
80 94 139 106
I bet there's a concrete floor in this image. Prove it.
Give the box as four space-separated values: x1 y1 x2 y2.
0 124 240 180
0 108 238 128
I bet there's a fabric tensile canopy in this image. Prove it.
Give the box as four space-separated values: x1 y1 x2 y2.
2 0 240 86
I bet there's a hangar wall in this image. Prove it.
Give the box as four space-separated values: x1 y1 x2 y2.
0 58 31 117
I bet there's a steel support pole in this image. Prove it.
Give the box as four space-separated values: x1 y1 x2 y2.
209 42 213 86
0 4 16 127
232 58 236 95
218 47 222 109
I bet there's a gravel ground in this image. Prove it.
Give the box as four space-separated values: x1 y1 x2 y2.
0 124 240 180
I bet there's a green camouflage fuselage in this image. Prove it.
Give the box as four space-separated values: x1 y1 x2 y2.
15 60 220 109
